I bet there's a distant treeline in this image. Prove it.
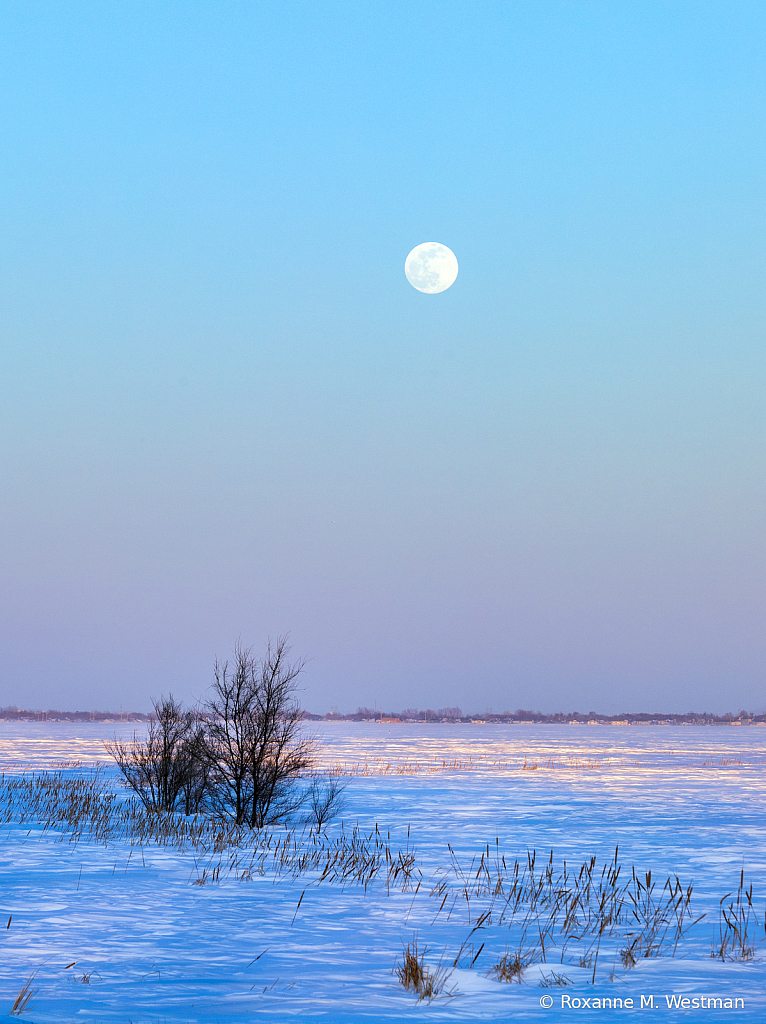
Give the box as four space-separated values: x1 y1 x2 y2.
304 707 765 725
0 707 150 722
2 705 763 726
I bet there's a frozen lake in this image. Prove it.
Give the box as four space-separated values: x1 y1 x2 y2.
0 721 764 1021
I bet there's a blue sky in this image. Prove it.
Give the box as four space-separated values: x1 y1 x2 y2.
1 1 765 714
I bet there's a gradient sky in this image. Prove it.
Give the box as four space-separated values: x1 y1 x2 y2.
1 1 765 715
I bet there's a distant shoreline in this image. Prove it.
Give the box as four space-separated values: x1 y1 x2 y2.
308 715 765 727
0 709 762 727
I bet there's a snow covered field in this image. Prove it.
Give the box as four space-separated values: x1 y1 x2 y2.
0 720 764 1022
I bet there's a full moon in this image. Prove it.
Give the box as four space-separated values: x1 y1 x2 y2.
404 242 458 294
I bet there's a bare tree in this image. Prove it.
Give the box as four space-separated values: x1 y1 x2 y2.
105 638 335 829
178 712 211 815
105 694 201 813
304 773 347 833
204 637 314 828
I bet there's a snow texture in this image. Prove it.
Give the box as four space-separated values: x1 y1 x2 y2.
0 721 764 1022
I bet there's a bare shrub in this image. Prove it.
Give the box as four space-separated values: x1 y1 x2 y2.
105 694 204 814
105 638 318 828
204 637 314 828
304 774 347 832
178 715 211 816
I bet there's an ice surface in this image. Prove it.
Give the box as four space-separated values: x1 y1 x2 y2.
0 721 764 1021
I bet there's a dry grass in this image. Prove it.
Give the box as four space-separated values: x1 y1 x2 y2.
319 754 623 776
8 749 758 782
9 975 35 1016
491 951 528 983
1 765 762 988
0 769 421 896
539 970 572 987
394 939 453 1001
429 843 708 983
620 945 637 968
712 869 763 961
317 751 764 777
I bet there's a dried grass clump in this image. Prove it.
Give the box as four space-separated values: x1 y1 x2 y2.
440 842 709 982
0 770 422 896
619 944 637 968
712 870 761 962
395 940 452 1002
319 753 625 777
492 951 528 983
9 974 35 1016
539 970 572 987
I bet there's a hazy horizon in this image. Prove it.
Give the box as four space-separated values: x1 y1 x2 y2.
2 1 765 716
0 701 760 721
